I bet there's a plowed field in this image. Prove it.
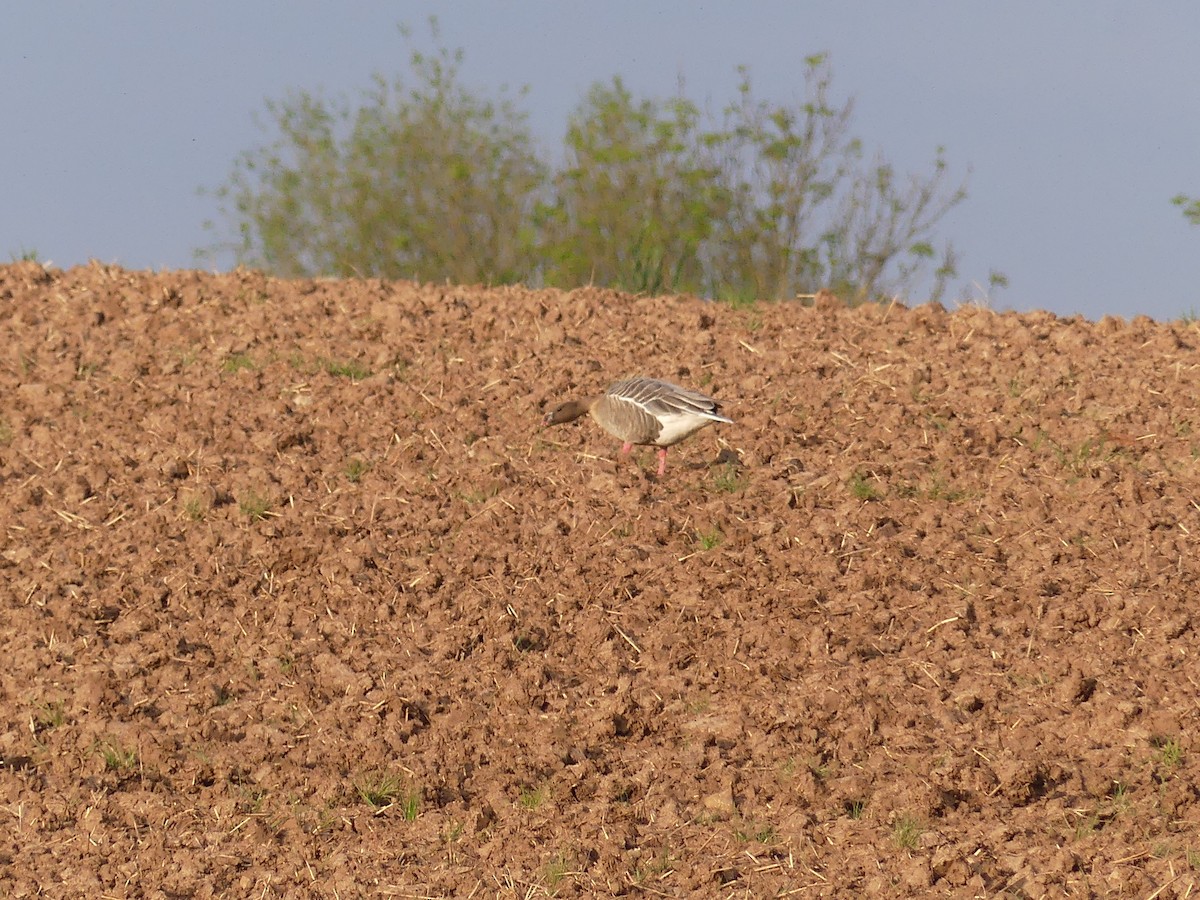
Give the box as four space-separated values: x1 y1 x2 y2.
2 261 1199 897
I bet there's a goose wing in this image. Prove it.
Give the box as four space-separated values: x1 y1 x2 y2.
591 386 664 444
607 377 733 424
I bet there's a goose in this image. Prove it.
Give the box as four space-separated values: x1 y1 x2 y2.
543 376 733 476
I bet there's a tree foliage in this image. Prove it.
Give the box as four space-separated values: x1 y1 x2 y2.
1174 194 1200 227
700 59 966 303
539 79 726 296
204 24 983 304
205 24 544 283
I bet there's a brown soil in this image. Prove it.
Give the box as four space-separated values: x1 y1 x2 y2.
2 261 1199 897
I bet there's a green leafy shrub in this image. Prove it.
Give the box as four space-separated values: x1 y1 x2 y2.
205 21 986 304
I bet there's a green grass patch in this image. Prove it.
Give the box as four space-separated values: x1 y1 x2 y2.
319 357 371 380
1074 814 1099 840
894 471 969 502
1057 436 1109 477
353 771 419 819
238 491 272 521
849 472 880 501
1109 781 1131 814
33 701 66 732
1153 736 1183 771
344 458 370 483
543 853 574 890
97 740 138 773
712 463 748 493
222 352 257 374
696 527 723 551
735 822 777 843
892 814 924 850
182 496 207 521
398 791 420 821
923 474 968 502
519 785 548 810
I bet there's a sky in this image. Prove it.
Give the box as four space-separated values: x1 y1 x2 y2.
4 2 1198 321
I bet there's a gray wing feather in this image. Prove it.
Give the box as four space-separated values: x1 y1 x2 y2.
607 377 733 423
592 391 663 443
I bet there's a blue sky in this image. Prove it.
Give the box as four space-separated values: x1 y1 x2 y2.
4 2 1198 320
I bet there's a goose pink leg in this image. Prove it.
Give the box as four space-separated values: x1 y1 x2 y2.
620 442 633 456
656 448 668 476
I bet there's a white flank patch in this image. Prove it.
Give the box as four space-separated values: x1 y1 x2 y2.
653 412 712 446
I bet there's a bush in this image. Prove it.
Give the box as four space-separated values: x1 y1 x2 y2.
204 22 545 283
204 22 985 304
539 78 725 296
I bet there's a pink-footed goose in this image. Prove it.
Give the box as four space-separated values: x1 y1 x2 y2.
543 377 733 476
